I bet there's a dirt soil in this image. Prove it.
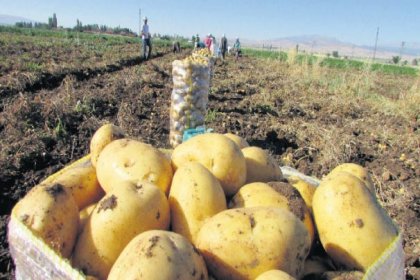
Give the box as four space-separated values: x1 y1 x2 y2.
0 48 419 279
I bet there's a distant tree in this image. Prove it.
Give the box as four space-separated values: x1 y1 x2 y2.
402 60 408 66
48 17 53 28
332 51 339 58
412 59 418 66
392 56 401 64
52 13 57 28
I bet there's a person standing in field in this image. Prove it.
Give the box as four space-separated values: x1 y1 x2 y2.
141 17 152 60
220 34 228 60
204 34 213 50
233 37 241 61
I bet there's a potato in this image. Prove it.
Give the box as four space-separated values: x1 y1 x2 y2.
241 147 283 183
78 203 96 234
287 175 317 213
108 230 208 280
96 138 173 195
224 133 249 149
255 270 296 280
171 133 246 196
196 207 311 280
229 182 315 243
12 183 79 258
313 172 398 271
326 163 375 195
90 123 125 167
72 181 170 279
52 155 104 209
169 162 227 244
41 154 104 209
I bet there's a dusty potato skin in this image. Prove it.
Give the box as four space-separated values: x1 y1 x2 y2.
12 183 79 258
171 133 247 196
224 133 249 149
72 181 170 279
255 269 296 280
196 207 311 280
230 182 315 244
89 123 125 167
108 230 208 280
169 162 227 244
96 138 173 195
241 146 283 183
313 172 398 271
52 155 104 209
325 163 375 195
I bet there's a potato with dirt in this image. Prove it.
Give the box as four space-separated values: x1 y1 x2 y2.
313 171 398 271
241 146 283 183
229 181 315 244
12 183 79 258
196 207 311 280
287 175 317 213
72 181 170 279
171 133 246 196
108 230 208 280
89 123 125 167
96 138 173 195
169 162 227 244
42 155 104 209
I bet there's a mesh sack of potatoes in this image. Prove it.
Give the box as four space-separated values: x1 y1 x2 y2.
170 57 210 147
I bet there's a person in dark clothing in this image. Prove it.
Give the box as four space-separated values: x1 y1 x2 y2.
172 41 181 53
220 34 228 60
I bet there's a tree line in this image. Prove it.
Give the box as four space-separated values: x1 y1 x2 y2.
15 13 136 36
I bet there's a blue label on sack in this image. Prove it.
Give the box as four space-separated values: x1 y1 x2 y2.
182 126 212 142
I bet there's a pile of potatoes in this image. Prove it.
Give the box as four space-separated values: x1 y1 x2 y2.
12 124 398 280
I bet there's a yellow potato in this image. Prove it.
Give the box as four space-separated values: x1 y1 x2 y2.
313 172 398 271
12 183 79 258
72 181 170 279
108 230 208 280
96 138 173 195
241 147 283 183
229 182 315 244
169 162 227 244
89 123 125 167
255 269 296 280
78 203 96 234
41 154 104 210
287 175 317 213
326 163 375 195
196 207 311 280
171 133 246 196
224 133 249 149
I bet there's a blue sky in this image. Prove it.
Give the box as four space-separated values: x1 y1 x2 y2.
1 0 418 46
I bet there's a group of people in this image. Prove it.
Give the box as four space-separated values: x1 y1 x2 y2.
140 17 242 61
194 34 242 61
